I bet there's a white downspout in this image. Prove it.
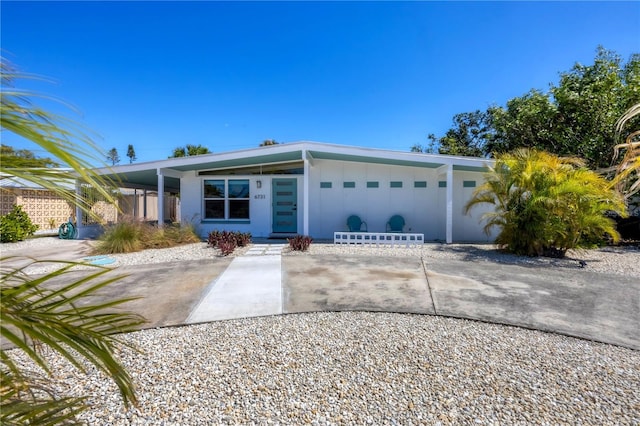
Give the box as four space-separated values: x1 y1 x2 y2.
446 164 453 244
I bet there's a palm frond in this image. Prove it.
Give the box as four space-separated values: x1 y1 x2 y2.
1 258 147 411
610 104 640 199
1 57 123 222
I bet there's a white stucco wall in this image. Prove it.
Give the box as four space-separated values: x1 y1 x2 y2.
179 161 494 242
181 172 304 239
448 171 494 242
308 160 493 242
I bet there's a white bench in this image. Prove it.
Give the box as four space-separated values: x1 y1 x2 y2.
333 232 424 247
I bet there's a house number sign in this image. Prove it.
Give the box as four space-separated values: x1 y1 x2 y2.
254 194 266 199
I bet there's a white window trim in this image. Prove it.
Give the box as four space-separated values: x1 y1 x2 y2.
202 178 250 221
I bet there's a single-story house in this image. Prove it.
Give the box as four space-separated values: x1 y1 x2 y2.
91 142 495 243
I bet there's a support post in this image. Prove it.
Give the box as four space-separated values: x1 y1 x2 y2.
143 189 148 220
303 150 310 236
75 180 83 239
157 170 165 226
446 164 453 244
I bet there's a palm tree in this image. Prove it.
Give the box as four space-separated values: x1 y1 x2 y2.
611 103 640 201
1 57 145 424
1 58 119 219
169 144 211 158
465 149 626 257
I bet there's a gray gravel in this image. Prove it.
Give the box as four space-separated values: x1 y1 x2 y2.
4 238 639 424
20 312 640 425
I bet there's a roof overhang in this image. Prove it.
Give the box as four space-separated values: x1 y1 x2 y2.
94 142 492 190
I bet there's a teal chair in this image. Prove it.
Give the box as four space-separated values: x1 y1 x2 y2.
386 215 405 233
347 215 367 232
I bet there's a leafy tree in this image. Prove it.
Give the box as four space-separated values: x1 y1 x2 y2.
437 110 492 157
410 134 438 154
169 144 211 158
260 139 279 146
107 147 120 165
1 56 144 424
486 90 558 155
550 48 639 168
426 47 640 168
126 144 137 163
465 149 626 257
486 47 640 168
0 144 59 168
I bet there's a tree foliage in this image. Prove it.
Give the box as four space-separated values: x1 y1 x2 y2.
422 47 640 169
169 144 211 158
0 144 59 168
437 111 492 157
486 90 558 155
107 147 120 165
126 144 137 163
465 149 626 257
410 134 438 154
260 139 279 147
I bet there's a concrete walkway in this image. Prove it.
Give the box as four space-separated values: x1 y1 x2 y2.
186 245 285 323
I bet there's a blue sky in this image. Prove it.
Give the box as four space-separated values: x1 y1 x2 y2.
2 1 639 165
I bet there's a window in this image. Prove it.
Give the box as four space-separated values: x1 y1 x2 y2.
204 179 250 220
390 181 403 188
414 181 427 188
438 181 447 188
343 182 356 188
463 180 476 188
367 181 379 188
320 182 332 188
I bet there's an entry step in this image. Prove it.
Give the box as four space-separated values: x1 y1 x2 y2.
245 244 287 256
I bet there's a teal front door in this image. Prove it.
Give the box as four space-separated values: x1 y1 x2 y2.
272 178 298 233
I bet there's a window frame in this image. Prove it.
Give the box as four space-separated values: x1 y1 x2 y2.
203 178 250 221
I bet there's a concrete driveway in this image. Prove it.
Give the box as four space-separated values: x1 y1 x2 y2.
2 240 638 350
282 255 639 350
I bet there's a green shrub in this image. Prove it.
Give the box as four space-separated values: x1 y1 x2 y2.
465 149 627 257
0 205 38 243
96 221 203 254
95 221 143 254
288 235 312 251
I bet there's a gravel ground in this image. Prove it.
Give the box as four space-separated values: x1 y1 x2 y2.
3 238 639 424
12 312 640 425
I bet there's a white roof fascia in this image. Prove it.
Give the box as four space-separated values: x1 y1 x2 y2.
298 141 493 169
93 141 494 174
